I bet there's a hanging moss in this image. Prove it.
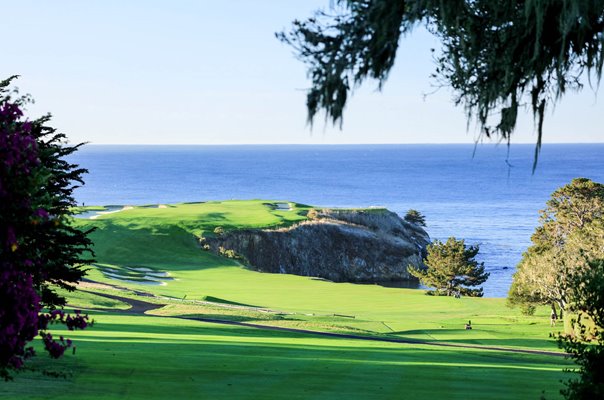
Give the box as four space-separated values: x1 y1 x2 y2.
279 0 604 169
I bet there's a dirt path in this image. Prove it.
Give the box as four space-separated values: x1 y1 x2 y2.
89 291 567 358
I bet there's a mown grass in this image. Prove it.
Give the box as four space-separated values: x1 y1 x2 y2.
72 201 566 349
2 313 570 400
3 200 572 399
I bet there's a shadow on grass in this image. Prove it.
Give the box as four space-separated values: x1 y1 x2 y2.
202 296 259 308
87 223 239 272
2 318 573 400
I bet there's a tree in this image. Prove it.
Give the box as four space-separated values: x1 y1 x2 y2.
404 209 426 227
508 178 604 317
278 1 604 169
408 237 489 297
558 258 604 400
0 77 93 379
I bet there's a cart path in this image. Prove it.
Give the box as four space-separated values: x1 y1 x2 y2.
84 290 568 358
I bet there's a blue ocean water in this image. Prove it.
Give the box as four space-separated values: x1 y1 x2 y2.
68 144 604 297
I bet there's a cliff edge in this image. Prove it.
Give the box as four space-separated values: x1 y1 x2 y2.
206 208 430 283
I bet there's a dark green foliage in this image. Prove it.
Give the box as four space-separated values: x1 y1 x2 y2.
404 209 426 226
559 259 604 400
279 1 604 167
0 76 93 378
408 237 489 297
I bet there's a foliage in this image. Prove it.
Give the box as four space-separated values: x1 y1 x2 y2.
404 209 426 226
307 208 319 219
0 76 93 379
408 237 489 297
279 1 604 168
509 178 604 316
558 259 604 400
213 226 225 235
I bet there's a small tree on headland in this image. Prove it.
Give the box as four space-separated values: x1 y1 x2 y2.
408 237 489 297
404 209 426 227
0 76 93 379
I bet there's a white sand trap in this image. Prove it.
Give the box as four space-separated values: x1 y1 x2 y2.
128 267 153 272
158 204 168 208
274 202 292 211
90 206 133 219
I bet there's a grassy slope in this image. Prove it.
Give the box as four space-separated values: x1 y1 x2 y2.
3 200 571 399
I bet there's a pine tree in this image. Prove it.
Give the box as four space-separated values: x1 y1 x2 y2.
408 237 489 297
404 209 426 227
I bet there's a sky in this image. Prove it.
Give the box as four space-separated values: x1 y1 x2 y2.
2 1 602 145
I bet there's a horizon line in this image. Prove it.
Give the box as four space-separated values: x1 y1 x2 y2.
78 142 604 146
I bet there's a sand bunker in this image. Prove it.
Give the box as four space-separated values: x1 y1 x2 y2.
74 206 133 219
95 264 174 286
265 202 292 211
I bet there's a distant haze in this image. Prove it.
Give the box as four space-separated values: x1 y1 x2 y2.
2 1 602 145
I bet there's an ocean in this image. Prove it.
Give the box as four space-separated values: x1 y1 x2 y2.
68 144 604 297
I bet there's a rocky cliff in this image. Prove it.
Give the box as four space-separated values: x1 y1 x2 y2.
206 208 430 283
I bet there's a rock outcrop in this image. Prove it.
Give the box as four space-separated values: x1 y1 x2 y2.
206 208 430 283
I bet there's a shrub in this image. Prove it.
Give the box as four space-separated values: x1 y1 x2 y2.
0 77 93 379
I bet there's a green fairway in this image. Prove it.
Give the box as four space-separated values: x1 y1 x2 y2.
75 201 565 352
2 313 569 400
4 200 573 399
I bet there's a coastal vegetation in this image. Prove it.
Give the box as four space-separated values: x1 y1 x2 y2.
0 78 92 379
509 178 604 318
408 237 489 297
404 209 426 227
508 178 604 399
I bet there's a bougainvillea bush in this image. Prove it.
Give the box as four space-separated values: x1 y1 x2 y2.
0 76 93 380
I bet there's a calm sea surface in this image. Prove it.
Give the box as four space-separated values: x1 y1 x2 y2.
68 144 604 298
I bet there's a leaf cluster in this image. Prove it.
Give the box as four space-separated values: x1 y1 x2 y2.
509 178 604 313
0 76 94 378
280 1 604 168
558 259 604 399
404 209 426 227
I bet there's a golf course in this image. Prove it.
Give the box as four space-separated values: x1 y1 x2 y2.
2 201 572 399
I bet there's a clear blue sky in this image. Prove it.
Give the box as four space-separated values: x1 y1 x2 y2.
2 1 602 144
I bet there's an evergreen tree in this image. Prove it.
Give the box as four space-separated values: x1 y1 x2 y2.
404 209 426 227
408 237 489 297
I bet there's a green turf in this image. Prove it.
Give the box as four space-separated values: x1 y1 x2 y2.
73 200 563 352
2 313 570 400
4 200 573 399
57 288 131 311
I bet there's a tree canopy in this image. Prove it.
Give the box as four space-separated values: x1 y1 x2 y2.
558 258 604 399
408 236 489 297
0 77 93 379
404 209 426 227
508 178 604 316
279 1 604 168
